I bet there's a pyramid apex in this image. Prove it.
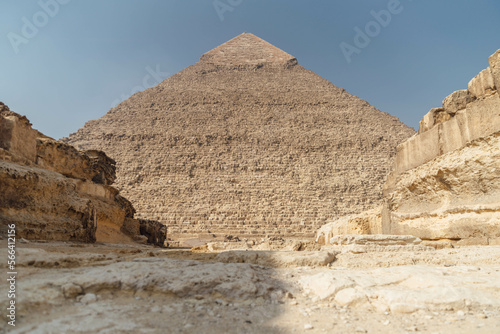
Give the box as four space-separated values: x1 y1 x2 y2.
200 33 297 68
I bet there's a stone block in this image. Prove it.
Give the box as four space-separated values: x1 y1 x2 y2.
315 207 382 245
394 126 439 175
468 67 496 98
438 115 465 154
384 50 500 243
393 93 500 179
442 90 471 114
463 93 500 141
388 211 500 241
488 49 500 90
0 104 140 246
418 108 442 134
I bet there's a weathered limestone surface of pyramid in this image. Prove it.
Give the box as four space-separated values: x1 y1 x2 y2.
66 33 415 240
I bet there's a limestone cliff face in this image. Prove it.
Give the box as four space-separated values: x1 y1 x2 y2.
0 102 165 245
65 33 414 240
382 49 500 244
0 161 97 241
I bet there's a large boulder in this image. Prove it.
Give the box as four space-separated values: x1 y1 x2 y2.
138 219 167 247
315 207 382 245
468 67 496 99
489 49 500 90
442 89 471 115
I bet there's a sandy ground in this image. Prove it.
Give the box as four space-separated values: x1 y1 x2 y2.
1 239 499 334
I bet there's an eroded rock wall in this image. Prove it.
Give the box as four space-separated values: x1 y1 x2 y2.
0 103 166 245
0 161 97 242
383 49 500 244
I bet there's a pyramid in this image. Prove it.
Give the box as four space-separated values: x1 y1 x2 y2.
200 33 298 67
66 33 415 240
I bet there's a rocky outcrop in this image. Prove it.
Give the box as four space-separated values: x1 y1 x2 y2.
138 219 168 247
382 49 500 244
119 217 167 246
315 207 382 245
314 49 500 245
0 102 38 165
0 103 166 245
0 161 97 242
36 138 117 185
383 133 500 243
86 150 117 185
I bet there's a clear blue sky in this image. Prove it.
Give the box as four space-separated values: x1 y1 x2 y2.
1 0 500 139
